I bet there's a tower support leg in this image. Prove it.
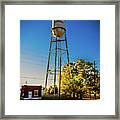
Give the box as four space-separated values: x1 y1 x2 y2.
45 41 52 90
54 38 57 95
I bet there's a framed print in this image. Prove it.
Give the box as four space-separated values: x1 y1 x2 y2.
0 0 119 119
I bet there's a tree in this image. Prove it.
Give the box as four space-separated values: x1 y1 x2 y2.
46 85 58 95
60 59 100 99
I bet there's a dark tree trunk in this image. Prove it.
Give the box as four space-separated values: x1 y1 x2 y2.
73 92 75 99
77 93 79 99
94 93 96 99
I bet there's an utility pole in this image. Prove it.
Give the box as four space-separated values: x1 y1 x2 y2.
93 61 96 99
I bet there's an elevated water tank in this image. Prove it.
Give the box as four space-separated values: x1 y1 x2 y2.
52 20 66 38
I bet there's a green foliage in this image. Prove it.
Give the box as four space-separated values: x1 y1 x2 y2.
60 59 100 99
46 85 58 95
44 59 100 100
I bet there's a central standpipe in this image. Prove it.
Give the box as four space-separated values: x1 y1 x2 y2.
45 20 69 98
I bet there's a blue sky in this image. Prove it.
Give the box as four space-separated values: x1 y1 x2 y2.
20 20 100 86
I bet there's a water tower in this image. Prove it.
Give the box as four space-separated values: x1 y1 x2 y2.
45 20 70 98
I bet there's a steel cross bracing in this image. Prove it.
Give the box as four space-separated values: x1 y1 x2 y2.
45 30 69 98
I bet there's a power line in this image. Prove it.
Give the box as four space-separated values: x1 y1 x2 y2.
21 58 47 63
21 49 48 57
21 54 48 60
20 76 42 79
20 60 46 66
